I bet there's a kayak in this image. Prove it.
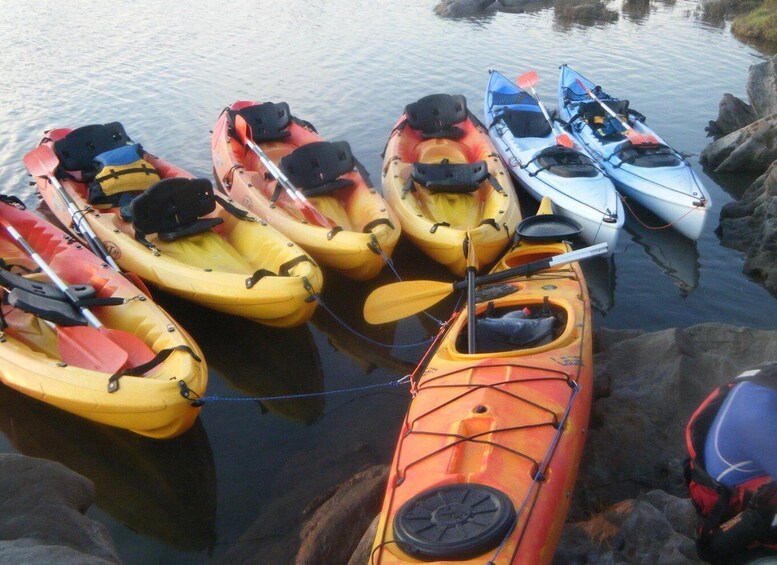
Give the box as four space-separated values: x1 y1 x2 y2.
558 64 710 240
212 101 401 281
369 199 594 564
25 122 323 327
0 196 207 439
382 93 523 275
484 69 623 250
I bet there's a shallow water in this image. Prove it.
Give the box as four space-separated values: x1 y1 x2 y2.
0 1 775 563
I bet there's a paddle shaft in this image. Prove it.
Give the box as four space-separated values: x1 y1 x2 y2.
452 242 608 291
465 234 476 354
575 78 638 136
1 222 103 328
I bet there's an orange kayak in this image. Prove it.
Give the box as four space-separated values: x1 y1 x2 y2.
212 101 401 281
382 93 522 276
370 217 593 563
0 196 207 439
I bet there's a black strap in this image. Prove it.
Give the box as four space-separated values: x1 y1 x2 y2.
363 218 395 233
107 345 202 392
244 255 317 288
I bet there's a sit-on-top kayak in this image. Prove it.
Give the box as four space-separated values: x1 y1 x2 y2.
382 93 522 275
0 196 207 439
368 199 595 564
25 122 323 327
558 64 710 240
485 69 623 250
212 101 400 281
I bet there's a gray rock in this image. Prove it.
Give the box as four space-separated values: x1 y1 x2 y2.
700 112 777 173
748 56 777 119
433 0 498 17
706 93 757 138
0 453 120 564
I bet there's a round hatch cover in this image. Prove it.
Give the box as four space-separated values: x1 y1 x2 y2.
516 214 582 242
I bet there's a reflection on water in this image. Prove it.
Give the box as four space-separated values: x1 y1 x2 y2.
153 291 326 425
0 384 216 551
581 254 617 314
624 204 701 297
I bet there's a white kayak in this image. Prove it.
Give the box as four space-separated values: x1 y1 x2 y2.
484 69 623 250
557 64 710 241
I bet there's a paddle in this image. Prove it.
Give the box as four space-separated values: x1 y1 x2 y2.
0 217 156 372
516 71 574 149
574 78 659 146
363 242 608 324
465 232 477 354
233 115 335 228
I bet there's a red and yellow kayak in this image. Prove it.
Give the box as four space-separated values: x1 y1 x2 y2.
382 93 522 276
26 123 323 327
212 101 401 281
0 197 207 439
369 208 593 563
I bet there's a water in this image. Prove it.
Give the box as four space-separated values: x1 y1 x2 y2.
0 1 775 563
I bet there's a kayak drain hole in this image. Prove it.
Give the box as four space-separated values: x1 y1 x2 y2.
474 405 488 414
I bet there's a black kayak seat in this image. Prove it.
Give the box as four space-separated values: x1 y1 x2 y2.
578 99 629 119
405 94 468 139
229 102 292 143
53 122 132 171
7 287 87 327
130 178 223 242
534 146 599 178
500 108 552 138
0 266 96 301
411 159 488 194
279 141 355 197
616 143 682 168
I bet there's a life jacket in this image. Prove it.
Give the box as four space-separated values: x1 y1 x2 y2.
88 143 161 206
684 364 777 558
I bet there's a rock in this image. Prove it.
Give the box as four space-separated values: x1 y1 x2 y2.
706 93 757 138
555 491 701 564
497 0 551 12
718 162 777 295
554 0 619 26
700 112 777 173
747 56 777 119
0 453 120 564
433 0 498 17
348 514 380 565
295 465 388 565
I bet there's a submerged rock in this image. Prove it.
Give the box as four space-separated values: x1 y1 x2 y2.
0 453 120 564
433 0 499 17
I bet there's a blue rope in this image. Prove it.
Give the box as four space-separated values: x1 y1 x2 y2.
189 375 411 405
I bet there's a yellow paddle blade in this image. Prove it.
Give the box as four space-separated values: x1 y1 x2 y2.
363 280 454 324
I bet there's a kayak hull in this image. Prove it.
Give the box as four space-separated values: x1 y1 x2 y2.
382 97 522 276
30 127 323 328
0 200 207 439
371 227 593 563
557 64 710 240
484 70 623 250
212 101 400 281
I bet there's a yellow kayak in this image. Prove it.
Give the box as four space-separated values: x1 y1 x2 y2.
25 123 324 328
0 196 207 439
382 94 523 275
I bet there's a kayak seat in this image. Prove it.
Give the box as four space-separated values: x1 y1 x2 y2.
229 102 292 143
279 141 355 197
411 159 487 194
616 143 682 168
405 94 467 139
129 178 224 244
500 109 552 138
534 146 598 178
7 287 87 327
54 122 132 172
0 265 96 301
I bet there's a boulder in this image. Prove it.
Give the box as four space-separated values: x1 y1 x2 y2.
700 112 777 173
706 93 757 138
433 0 498 17
747 56 777 119
718 161 777 296
0 453 120 564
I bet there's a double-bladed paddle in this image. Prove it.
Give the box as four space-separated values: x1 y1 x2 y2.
516 71 575 149
574 78 659 146
0 217 155 373
233 114 335 228
363 242 608 324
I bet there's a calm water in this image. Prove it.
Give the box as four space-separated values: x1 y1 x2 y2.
1 1 776 563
